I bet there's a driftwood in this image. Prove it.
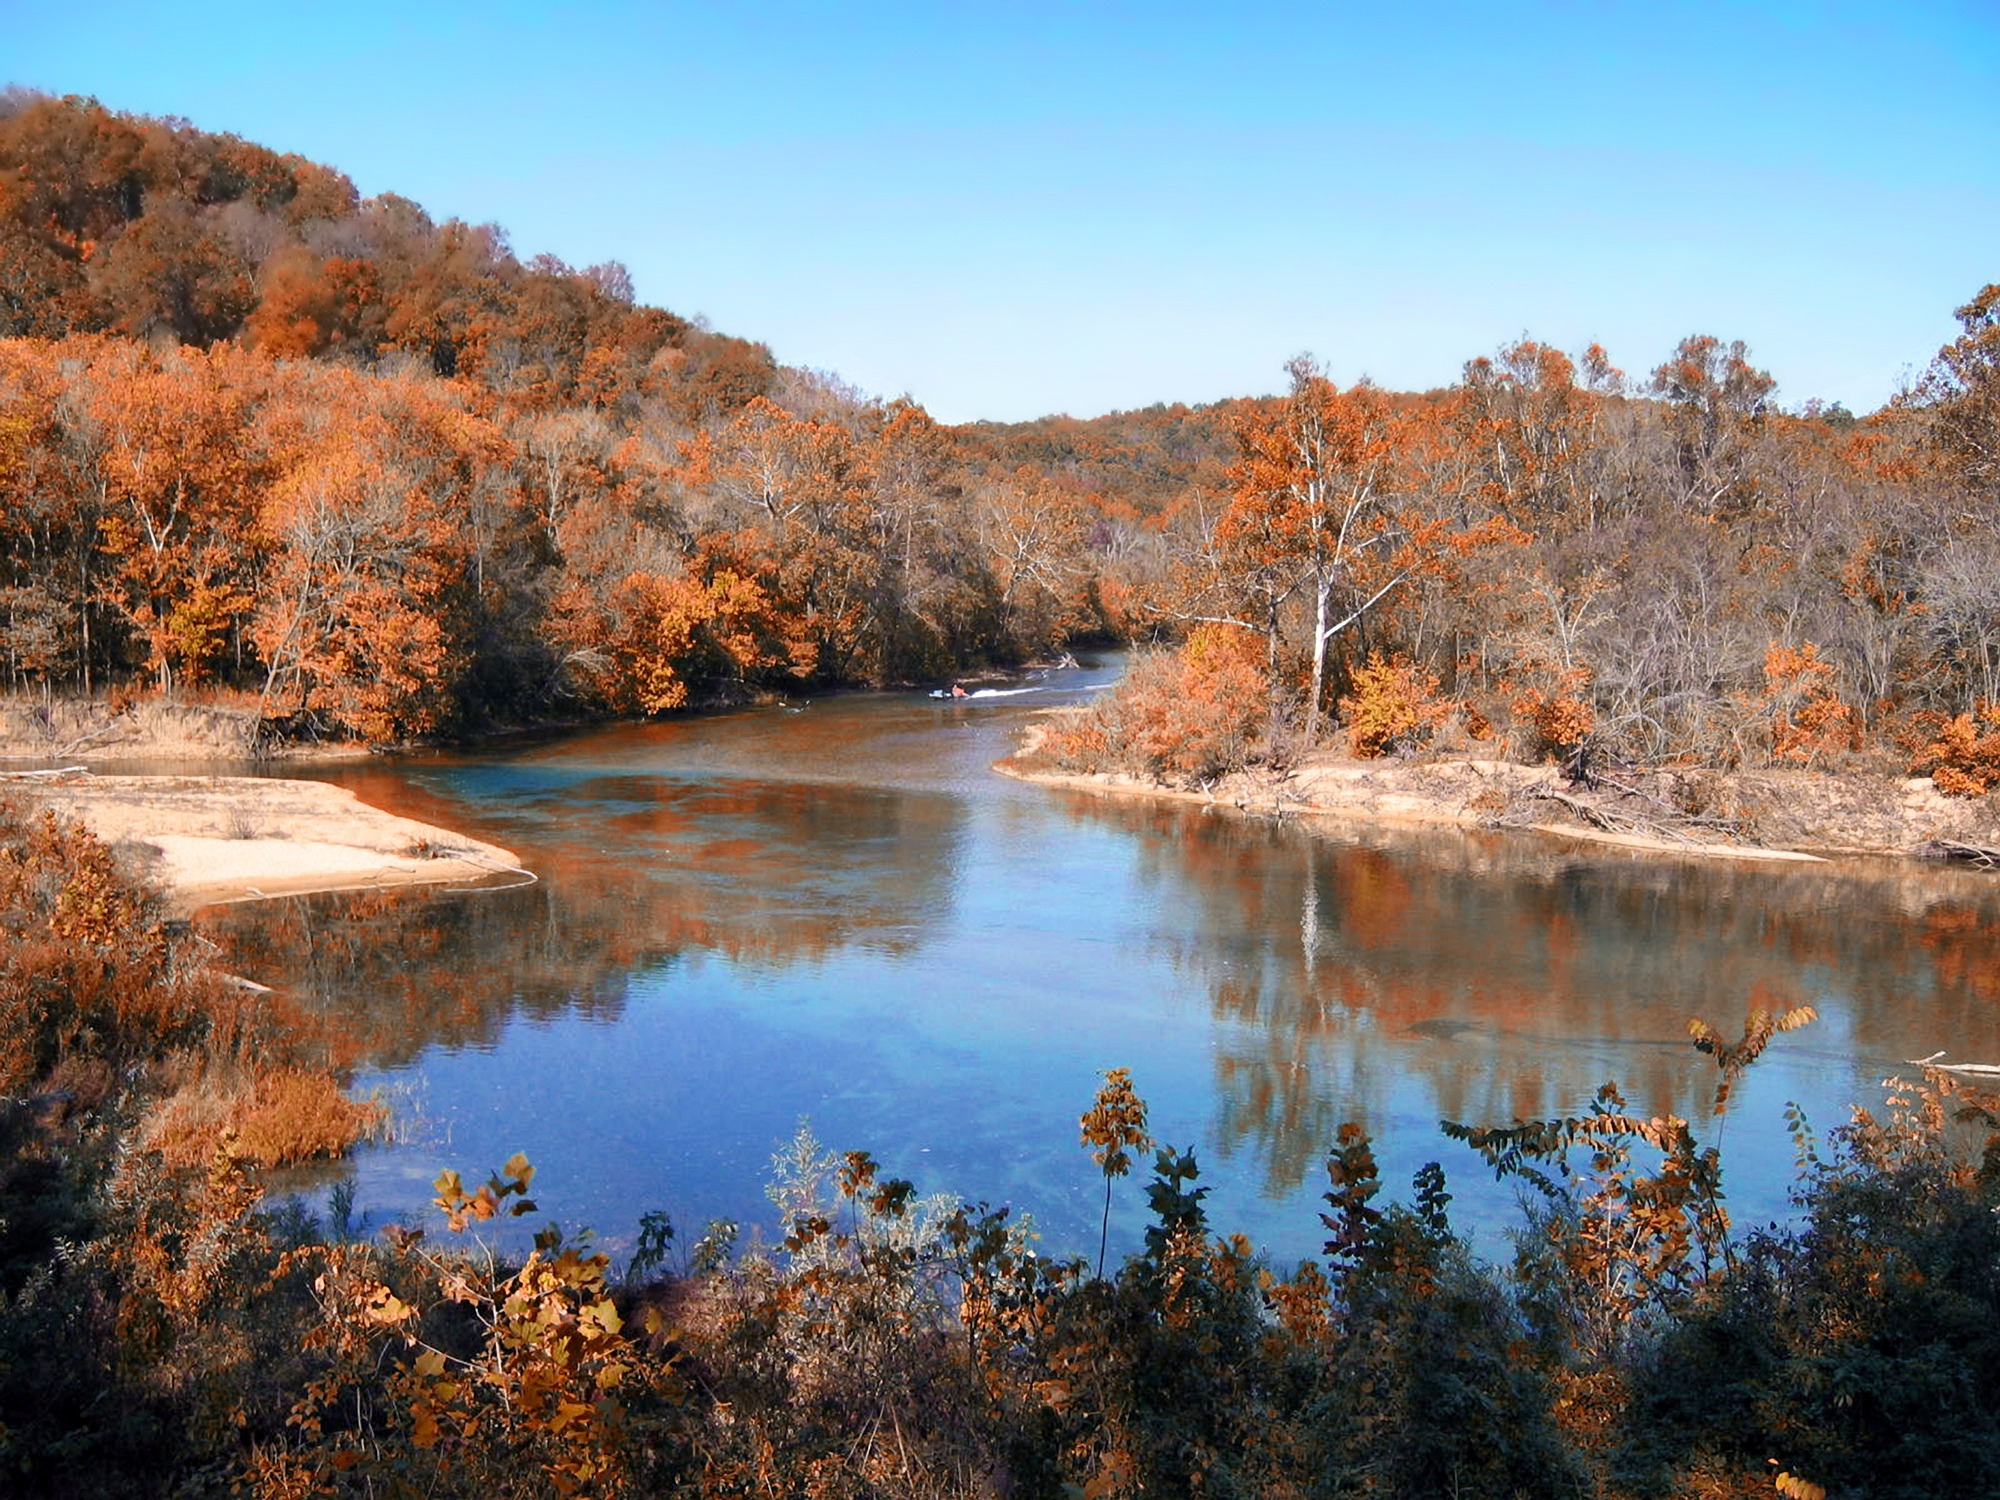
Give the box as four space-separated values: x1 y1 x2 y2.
59 722 126 752
1916 839 2000 871
1907 1051 2000 1079
1528 787 1681 839
1522 786 1749 848
1598 772 1752 838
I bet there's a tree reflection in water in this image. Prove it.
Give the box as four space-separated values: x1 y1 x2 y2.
1055 793 2000 1222
200 771 968 1069
195 694 2000 1260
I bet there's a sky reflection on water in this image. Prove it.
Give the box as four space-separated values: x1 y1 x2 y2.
209 656 2000 1266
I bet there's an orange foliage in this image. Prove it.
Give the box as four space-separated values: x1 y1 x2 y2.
554 541 803 717
0 805 199 1095
1223 362 1409 742
143 1067 382 1169
1452 338 1604 530
236 1068 384 1167
1339 651 1450 758
601 570 712 714
1043 625 1268 784
1511 667 1595 761
1764 642 1858 766
243 247 381 359
1921 701 2000 796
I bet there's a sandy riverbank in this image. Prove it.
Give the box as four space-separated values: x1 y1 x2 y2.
1 771 526 914
997 720 2000 865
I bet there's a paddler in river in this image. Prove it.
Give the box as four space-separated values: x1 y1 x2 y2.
950 681 968 700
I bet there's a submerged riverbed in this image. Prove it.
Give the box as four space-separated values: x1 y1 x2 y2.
202 654 2000 1265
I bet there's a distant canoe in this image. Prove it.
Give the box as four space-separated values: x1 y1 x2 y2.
928 686 1046 701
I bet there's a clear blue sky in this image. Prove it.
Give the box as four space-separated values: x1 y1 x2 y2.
9 2 1996 422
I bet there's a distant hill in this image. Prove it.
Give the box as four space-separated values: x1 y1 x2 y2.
0 89 775 422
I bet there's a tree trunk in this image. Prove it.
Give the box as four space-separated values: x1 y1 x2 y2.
1306 570 1333 746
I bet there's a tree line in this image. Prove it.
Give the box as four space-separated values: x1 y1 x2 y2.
1047 306 2000 794
4 90 1995 788
0 334 1121 740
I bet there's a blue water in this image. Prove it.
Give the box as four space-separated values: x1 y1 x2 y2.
207 653 2000 1268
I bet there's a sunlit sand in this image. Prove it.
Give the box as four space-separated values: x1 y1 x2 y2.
1 772 526 913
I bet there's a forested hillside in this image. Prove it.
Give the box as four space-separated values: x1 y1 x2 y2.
1 87 1995 791
1043 324 2000 795
0 91 1140 742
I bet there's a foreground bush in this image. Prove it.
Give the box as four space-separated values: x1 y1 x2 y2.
0 803 391 1495
1921 700 2000 795
236 1051 2000 1500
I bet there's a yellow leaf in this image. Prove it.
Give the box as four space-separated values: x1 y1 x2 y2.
362 1285 413 1325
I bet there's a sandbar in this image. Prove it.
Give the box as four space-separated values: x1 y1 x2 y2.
1 772 526 914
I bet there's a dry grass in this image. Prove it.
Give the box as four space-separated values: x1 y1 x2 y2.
143 1068 386 1169
0 689 267 763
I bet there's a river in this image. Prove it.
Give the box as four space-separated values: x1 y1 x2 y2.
202 652 2000 1267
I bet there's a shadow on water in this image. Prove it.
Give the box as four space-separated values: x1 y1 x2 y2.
202 659 2000 1263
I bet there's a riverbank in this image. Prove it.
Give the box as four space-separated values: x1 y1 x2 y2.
998 718 2000 864
0 692 378 764
0 771 526 914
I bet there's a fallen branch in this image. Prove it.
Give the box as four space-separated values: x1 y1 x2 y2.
1907 1050 2000 1078
55 722 128 757
1916 839 2000 870
1527 787 1715 846
1596 771 1753 839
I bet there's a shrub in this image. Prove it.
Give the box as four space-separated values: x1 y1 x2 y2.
1624 1072 2000 1500
1339 650 1449 758
1042 625 1268 785
1919 700 2000 795
0 803 209 1097
1510 666 1596 762
145 1068 384 1169
1763 641 1858 766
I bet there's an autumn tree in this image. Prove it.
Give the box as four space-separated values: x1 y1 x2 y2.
1919 281 2000 499
1650 334 1776 519
708 394 884 681
864 399 990 675
1454 338 1608 533
68 342 264 692
1222 357 1409 744
250 368 481 740
977 464 1089 653
86 197 256 345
